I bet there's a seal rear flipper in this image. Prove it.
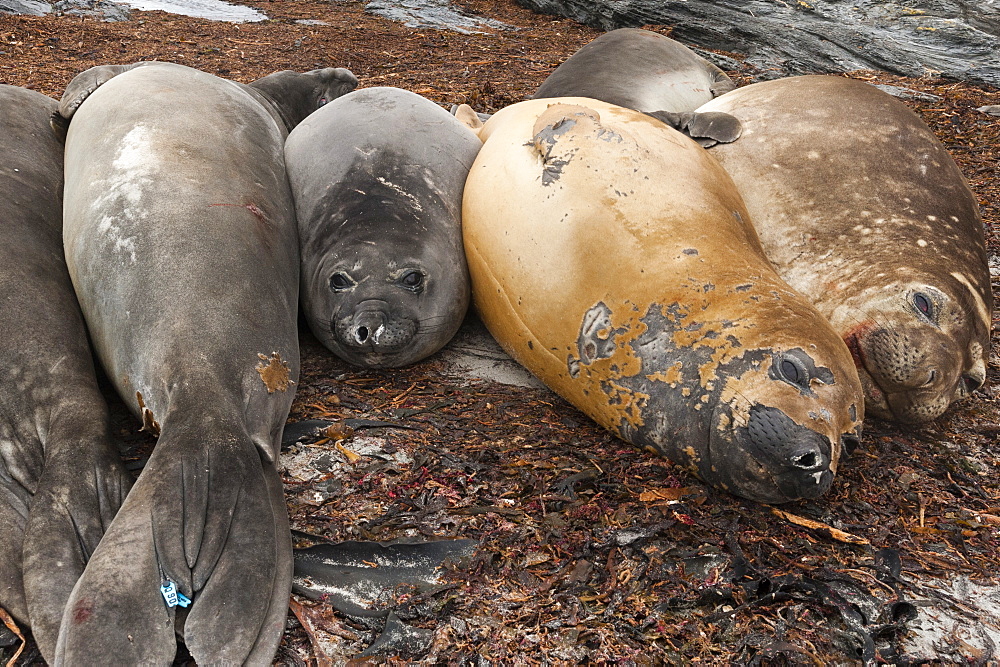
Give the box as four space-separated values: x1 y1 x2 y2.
644 109 742 147
22 441 131 662
53 474 176 665
149 437 289 663
56 62 160 121
0 484 30 625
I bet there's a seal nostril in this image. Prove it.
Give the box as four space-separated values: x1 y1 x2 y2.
355 326 369 343
923 369 937 387
791 451 818 469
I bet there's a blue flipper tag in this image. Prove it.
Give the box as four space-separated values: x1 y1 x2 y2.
160 580 192 608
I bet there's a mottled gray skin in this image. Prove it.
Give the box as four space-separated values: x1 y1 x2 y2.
286 87 480 368
699 76 993 424
54 61 351 664
0 84 129 663
534 28 736 112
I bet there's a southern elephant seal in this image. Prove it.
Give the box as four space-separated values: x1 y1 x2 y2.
0 84 129 662
698 75 993 424
54 61 354 664
463 98 864 504
533 28 742 147
285 87 481 367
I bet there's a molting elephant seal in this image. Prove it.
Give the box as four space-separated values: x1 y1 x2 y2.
698 75 993 424
463 97 864 504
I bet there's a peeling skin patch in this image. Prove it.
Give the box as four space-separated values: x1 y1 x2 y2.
257 351 293 392
135 391 160 437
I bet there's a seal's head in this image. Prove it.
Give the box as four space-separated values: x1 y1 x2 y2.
841 274 990 424
302 203 469 369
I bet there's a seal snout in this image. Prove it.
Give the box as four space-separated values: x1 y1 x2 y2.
351 310 386 345
333 300 417 362
741 404 835 502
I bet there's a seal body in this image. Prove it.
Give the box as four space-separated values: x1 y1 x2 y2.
57 62 305 664
0 84 129 662
699 76 993 423
534 28 736 113
285 87 480 367
464 97 864 504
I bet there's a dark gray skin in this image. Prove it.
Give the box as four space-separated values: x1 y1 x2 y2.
0 84 130 663
534 28 741 146
285 87 480 368
54 61 354 664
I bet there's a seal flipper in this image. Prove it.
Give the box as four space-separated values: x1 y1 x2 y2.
148 433 286 663
22 440 131 662
0 480 30 625
56 62 160 122
643 109 742 147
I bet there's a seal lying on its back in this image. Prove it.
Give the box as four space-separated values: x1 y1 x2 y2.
55 61 355 664
698 76 993 424
0 84 129 662
464 98 864 504
285 87 481 367
534 28 735 112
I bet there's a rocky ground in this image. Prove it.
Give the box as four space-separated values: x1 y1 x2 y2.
1 0 999 663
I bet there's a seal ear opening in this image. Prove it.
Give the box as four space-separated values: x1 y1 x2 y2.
644 109 742 148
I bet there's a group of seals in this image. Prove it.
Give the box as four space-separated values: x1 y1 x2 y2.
285 86 481 368
698 76 993 424
0 84 129 663
536 29 992 426
464 98 864 504
54 61 356 663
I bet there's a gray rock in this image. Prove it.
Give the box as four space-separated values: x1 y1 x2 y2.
0 0 51 16
515 0 1000 87
365 0 513 34
872 84 941 102
53 0 129 20
977 104 1000 116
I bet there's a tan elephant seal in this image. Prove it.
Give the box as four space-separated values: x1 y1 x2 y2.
464 97 864 504
698 75 993 424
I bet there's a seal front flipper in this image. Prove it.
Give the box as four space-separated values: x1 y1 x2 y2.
56 62 160 121
22 440 131 661
644 109 742 147
0 476 31 626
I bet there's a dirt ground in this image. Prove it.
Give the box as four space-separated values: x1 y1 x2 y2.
1 0 999 663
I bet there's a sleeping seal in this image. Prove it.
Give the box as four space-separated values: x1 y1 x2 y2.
698 75 993 423
285 87 481 367
54 61 354 664
463 98 864 504
534 28 736 112
0 84 129 662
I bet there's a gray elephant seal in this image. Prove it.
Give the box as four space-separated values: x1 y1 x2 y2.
535 28 736 112
465 98 864 504
55 61 353 664
699 75 993 424
285 86 481 368
0 84 129 663
534 29 742 146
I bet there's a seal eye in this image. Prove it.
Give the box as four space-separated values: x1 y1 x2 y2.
913 292 933 319
400 271 424 290
775 354 808 389
318 97 328 109
330 272 353 291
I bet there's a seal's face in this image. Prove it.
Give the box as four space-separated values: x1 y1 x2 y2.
304 240 468 368
704 348 863 504
842 282 990 424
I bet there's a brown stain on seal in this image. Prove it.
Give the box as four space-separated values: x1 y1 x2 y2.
135 391 160 437
256 351 292 393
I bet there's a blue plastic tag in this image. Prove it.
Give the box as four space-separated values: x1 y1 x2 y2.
160 580 192 608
